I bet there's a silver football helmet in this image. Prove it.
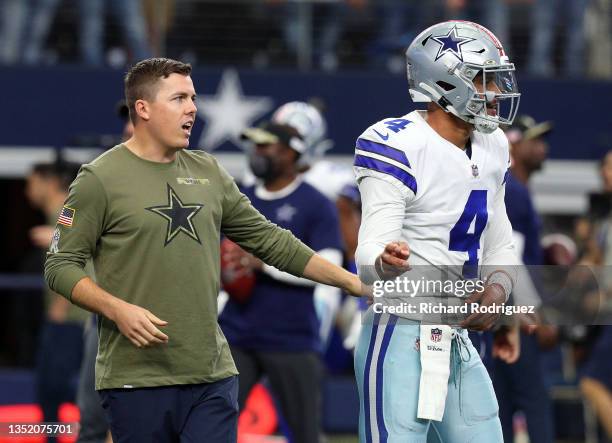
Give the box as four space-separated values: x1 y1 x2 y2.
271 101 333 165
406 21 520 134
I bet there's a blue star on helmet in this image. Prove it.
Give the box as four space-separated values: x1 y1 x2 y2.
431 26 475 62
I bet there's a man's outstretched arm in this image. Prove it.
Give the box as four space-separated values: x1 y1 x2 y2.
302 253 363 297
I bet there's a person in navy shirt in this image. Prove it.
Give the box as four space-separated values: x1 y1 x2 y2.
494 114 556 443
219 122 343 443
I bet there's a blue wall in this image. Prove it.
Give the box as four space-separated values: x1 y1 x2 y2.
1 66 610 160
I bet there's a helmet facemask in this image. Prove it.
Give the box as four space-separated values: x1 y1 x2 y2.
459 63 520 134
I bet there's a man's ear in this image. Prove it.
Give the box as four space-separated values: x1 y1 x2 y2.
134 99 150 122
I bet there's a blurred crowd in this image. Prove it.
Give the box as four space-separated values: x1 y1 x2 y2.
1 0 611 77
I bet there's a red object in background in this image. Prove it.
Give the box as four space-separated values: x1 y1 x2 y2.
220 238 256 303
57 403 79 443
0 404 43 443
238 383 278 443
0 403 79 443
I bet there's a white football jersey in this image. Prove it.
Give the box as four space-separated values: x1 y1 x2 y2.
355 110 518 288
304 160 356 202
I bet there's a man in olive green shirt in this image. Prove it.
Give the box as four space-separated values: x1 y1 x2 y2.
45 58 362 443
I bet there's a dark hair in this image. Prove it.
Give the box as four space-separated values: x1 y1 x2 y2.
124 58 192 124
31 161 80 192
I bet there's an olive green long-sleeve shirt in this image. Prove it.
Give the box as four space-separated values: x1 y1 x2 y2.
45 145 314 389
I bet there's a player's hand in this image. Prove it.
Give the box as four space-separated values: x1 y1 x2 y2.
30 225 55 248
222 243 262 276
376 241 411 279
492 325 521 364
111 301 169 348
460 283 506 331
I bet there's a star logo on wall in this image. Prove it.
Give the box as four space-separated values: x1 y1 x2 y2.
431 26 475 62
196 69 274 151
146 184 204 246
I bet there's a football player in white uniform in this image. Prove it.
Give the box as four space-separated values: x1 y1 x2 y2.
354 21 521 442
271 101 363 346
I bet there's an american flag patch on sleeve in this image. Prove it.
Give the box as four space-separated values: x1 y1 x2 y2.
57 206 75 227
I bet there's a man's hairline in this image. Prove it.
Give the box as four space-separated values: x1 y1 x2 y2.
129 72 194 123
134 72 193 104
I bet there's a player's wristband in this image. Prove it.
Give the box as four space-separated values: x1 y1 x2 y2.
485 271 513 303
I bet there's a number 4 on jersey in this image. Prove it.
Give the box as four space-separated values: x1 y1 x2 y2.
449 190 488 279
384 119 412 133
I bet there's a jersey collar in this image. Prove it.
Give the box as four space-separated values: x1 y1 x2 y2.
254 176 303 200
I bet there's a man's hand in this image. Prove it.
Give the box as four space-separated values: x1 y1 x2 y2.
461 283 506 331
376 241 411 279
48 296 70 323
110 300 169 348
493 325 521 364
221 239 262 279
30 225 55 248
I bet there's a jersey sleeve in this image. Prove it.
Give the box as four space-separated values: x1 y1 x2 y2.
44 166 107 300
355 175 407 285
353 122 417 199
218 160 314 277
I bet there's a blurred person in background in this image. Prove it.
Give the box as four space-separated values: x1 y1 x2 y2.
0 0 28 64
370 0 480 72
576 150 612 265
579 325 612 440
78 0 151 66
369 0 430 72
271 100 360 347
142 0 175 57
25 160 88 440
526 0 591 77
597 151 612 278
219 121 343 443
75 101 133 443
270 0 367 71
495 115 556 443
242 100 361 353
22 0 151 65
21 0 62 64
572 150 612 441
271 100 361 373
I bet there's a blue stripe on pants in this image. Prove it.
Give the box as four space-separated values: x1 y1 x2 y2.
363 314 398 443
363 313 380 443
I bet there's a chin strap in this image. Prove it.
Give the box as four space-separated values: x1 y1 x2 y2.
437 96 452 112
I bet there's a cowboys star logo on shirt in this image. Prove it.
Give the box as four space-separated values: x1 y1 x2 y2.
146 184 204 246
431 328 442 343
276 203 297 222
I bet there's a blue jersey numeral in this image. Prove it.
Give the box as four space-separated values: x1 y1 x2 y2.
449 190 488 278
384 119 412 133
